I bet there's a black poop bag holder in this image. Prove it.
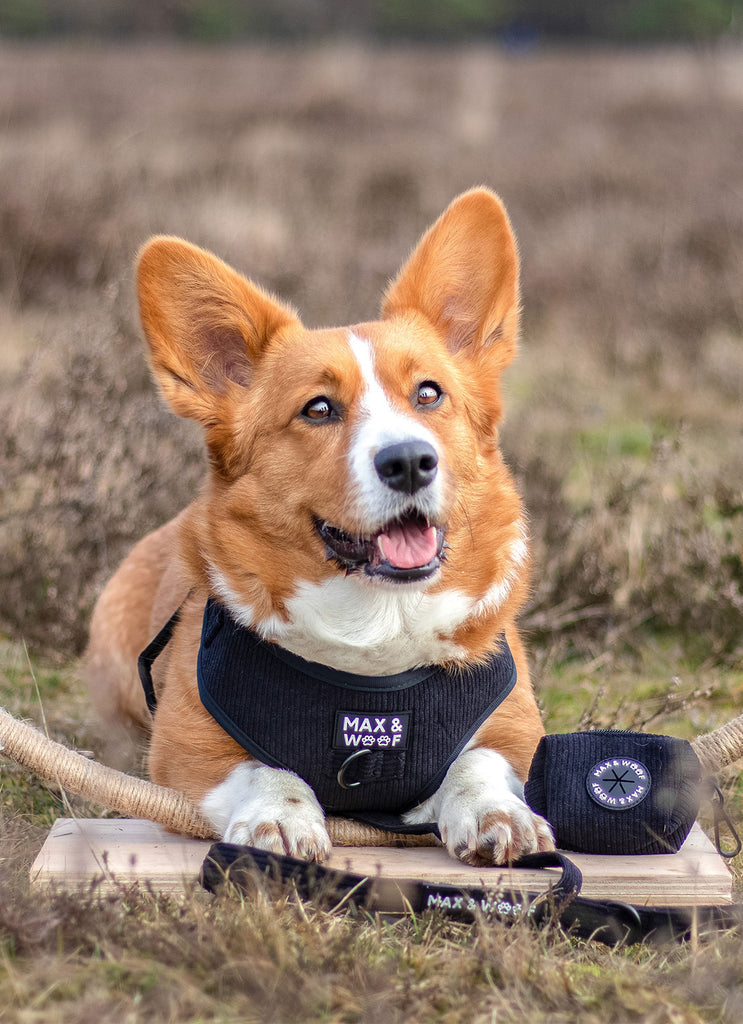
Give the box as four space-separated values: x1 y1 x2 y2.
200 730 742 945
526 729 714 856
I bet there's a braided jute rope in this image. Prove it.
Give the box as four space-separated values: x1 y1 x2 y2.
690 713 743 775
2 707 742 847
0 707 436 847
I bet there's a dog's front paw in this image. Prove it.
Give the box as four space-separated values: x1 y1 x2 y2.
439 789 554 866
225 809 332 862
405 746 555 867
202 762 332 862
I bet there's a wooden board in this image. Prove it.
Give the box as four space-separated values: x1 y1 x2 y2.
31 818 733 908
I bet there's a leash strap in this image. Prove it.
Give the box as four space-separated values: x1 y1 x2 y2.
555 896 743 945
200 843 582 905
416 849 583 917
199 841 742 945
338 811 442 839
199 844 583 916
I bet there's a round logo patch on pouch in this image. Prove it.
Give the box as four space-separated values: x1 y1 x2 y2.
586 757 651 810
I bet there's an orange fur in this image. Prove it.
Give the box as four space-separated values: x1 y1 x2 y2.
85 187 545 818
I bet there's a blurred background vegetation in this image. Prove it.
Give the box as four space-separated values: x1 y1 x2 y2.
1 0 742 701
1 37 742 676
0 0 741 41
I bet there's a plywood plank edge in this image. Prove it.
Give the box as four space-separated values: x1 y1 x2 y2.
30 818 733 907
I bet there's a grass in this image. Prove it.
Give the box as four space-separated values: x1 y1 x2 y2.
1 814 742 1024
5 871 734 1024
0 39 742 1023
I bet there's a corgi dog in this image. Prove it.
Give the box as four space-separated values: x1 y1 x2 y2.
86 188 554 866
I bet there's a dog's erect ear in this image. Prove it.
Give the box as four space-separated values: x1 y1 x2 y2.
137 237 298 425
382 188 519 371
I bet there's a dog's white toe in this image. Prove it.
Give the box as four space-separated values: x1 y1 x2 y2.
440 790 554 866
404 745 555 866
225 814 332 862
202 762 332 863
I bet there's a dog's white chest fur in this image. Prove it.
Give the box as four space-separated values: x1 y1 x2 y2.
210 567 469 674
209 526 526 675
268 576 474 674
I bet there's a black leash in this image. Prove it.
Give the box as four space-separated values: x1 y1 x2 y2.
199 841 743 945
200 843 580 914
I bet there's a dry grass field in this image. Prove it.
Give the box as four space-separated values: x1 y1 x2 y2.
1 41 742 1022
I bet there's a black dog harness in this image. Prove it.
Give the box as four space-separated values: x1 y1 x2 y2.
139 597 517 818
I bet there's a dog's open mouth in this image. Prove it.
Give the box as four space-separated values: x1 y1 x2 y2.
315 512 446 582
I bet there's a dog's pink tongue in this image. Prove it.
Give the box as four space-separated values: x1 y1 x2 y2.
378 522 437 569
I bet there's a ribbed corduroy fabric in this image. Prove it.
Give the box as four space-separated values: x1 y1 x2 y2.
196 598 518 815
524 731 702 854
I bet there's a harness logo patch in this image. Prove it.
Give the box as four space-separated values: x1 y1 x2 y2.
333 711 409 751
586 757 651 810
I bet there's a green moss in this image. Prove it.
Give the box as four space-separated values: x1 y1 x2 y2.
577 421 656 461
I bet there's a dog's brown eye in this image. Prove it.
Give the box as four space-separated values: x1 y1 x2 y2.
301 396 336 422
416 382 443 407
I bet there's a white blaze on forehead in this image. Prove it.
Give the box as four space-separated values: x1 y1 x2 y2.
346 331 443 525
348 331 434 440
347 332 390 418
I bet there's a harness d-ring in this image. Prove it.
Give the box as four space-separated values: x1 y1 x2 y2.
336 747 372 789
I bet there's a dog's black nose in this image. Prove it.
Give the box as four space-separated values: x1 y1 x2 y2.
374 441 438 494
